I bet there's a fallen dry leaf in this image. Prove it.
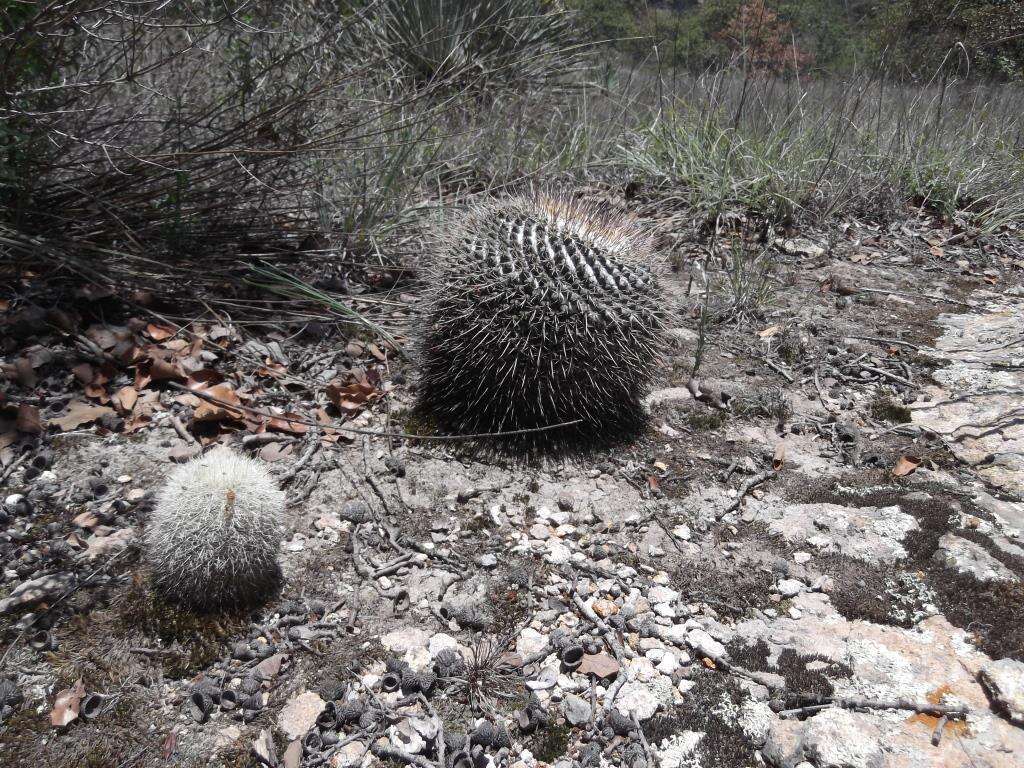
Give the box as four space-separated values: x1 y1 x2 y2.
576 653 620 679
892 455 921 477
162 730 177 759
260 442 294 462
16 403 43 434
85 324 123 349
13 357 37 387
146 323 176 341
71 362 95 385
53 401 114 431
51 679 85 727
163 338 190 352
267 412 309 434
168 444 201 463
111 386 138 414
758 324 781 338
192 382 244 423
326 368 382 414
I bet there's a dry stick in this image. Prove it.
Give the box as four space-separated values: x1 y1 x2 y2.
631 712 656 767
0 452 29 484
166 382 581 441
168 413 198 444
856 287 975 309
932 715 949 747
718 470 775 520
764 356 795 383
370 743 435 768
856 364 917 389
571 591 627 663
845 335 923 352
279 430 320 487
781 696 969 720
813 369 839 415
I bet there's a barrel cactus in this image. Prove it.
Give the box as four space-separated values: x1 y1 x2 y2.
144 448 286 610
415 193 667 447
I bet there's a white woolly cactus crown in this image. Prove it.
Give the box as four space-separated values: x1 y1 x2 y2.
144 447 286 609
415 191 668 448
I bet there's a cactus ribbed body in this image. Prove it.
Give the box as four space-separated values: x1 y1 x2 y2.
144 448 285 610
416 194 666 446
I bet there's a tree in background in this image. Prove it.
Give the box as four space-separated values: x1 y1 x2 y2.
719 0 813 75
872 0 1024 80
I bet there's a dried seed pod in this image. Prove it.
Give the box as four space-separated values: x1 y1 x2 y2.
470 721 496 747
187 690 214 723
579 742 602 767
415 192 667 449
318 676 345 702
434 648 467 677
219 688 239 711
381 671 402 693
80 693 106 721
241 692 264 712
385 657 410 674
439 604 487 631
358 709 382 729
415 669 437 695
622 741 647 768
557 643 583 668
400 667 436 695
29 629 56 651
505 568 531 588
448 751 473 768
144 448 286 610
444 731 468 751
320 730 339 747
0 678 22 708
604 709 634 736
335 700 365 724
339 500 373 523
238 677 262 696
303 729 323 753
316 702 338 730
491 723 512 749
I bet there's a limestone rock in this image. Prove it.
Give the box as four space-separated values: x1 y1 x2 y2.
277 691 326 740
562 694 591 725
933 534 1018 582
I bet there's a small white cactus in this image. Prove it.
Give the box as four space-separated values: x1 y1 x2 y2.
144 447 286 610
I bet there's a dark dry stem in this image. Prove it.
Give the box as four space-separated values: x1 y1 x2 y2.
166 381 582 441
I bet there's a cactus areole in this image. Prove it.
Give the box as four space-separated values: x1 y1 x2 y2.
416 193 667 448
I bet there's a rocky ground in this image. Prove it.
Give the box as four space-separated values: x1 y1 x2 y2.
1 202 1023 768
